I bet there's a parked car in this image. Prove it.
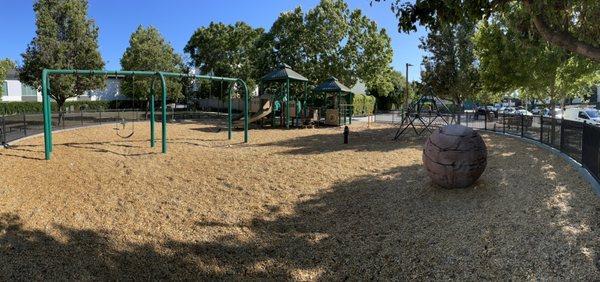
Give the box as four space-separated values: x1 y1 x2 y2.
515 109 533 116
543 108 563 119
563 108 600 125
502 107 516 115
531 107 542 115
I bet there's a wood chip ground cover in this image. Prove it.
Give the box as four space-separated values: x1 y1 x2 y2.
0 121 598 280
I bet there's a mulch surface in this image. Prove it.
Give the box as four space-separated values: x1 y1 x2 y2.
0 121 598 280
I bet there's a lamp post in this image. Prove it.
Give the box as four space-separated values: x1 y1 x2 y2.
404 63 413 118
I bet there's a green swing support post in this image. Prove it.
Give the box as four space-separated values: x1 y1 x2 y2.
150 79 155 148
41 69 249 160
285 78 290 129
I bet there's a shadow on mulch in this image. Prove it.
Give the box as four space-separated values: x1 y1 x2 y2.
0 135 598 279
257 126 424 155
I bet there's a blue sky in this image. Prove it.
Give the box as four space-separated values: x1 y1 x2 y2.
1 0 427 81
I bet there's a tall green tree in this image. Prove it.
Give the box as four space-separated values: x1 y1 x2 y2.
473 7 599 143
258 0 394 94
419 21 480 106
20 0 104 112
0 59 15 96
376 0 600 61
184 22 264 90
120 26 184 102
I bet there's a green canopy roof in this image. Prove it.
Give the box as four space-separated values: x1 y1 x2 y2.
261 63 309 82
313 76 352 93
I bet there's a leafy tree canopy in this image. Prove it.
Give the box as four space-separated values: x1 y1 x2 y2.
0 59 16 95
258 0 395 95
419 21 480 105
184 22 264 91
473 3 599 104
375 0 600 61
20 0 105 109
120 26 184 101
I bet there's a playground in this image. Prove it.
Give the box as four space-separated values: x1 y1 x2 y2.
1 121 598 279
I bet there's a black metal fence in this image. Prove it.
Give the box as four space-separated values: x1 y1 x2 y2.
0 109 230 145
373 110 600 183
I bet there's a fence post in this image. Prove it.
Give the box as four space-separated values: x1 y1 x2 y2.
484 112 488 130
1 112 5 146
502 113 506 134
81 110 84 126
99 109 102 124
560 119 565 151
521 114 524 137
539 116 543 143
23 112 27 136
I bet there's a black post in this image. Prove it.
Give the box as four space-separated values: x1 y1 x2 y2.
502 113 506 134
81 110 84 126
1 112 6 146
521 114 524 137
484 111 488 130
99 109 102 124
23 112 27 136
560 120 565 151
539 116 543 143
343 126 349 144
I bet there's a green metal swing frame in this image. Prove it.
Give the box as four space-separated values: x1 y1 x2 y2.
41 69 249 160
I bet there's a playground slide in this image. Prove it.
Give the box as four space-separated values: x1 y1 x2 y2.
234 100 272 125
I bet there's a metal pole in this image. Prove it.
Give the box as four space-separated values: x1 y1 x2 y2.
80 109 84 126
158 72 167 154
99 109 102 124
240 79 249 143
540 116 544 143
150 81 155 147
286 78 290 129
228 81 232 140
23 112 27 136
42 69 51 159
521 114 524 137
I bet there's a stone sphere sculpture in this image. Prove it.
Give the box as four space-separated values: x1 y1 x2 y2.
422 124 487 188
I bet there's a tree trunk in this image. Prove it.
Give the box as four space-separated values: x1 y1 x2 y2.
57 99 66 127
523 0 600 61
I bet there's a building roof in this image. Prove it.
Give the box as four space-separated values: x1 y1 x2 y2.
314 76 352 93
261 63 309 82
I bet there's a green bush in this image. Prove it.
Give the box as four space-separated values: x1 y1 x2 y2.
350 94 376 116
0 100 140 114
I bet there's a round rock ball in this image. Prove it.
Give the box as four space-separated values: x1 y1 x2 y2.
422 124 487 188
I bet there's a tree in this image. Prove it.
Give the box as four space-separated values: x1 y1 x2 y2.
0 59 15 96
257 0 394 94
120 26 184 103
419 21 480 106
20 0 104 113
473 9 599 143
375 0 600 61
184 22 264 91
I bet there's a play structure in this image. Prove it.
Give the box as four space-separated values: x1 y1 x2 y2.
422 124 487 188
313 76 353 126
40 69 249 160
394 94 454 140
234 64 355 128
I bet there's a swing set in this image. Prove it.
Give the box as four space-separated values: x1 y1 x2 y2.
41 69 250 160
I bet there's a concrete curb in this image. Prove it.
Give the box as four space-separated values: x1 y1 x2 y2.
482 130 600 197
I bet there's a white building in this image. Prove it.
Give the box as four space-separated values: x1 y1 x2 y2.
1 69 127 102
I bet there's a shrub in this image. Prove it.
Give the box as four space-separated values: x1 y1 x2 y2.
350 94 376 116
0 100 141 114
